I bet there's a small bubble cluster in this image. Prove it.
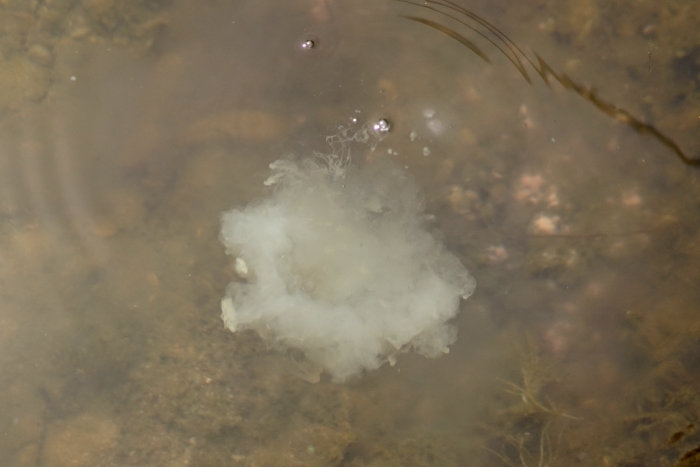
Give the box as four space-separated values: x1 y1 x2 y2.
373 118 392 134
300 38 316 50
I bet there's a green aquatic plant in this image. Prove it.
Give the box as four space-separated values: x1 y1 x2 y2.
485 421 557 467
481 338 579 466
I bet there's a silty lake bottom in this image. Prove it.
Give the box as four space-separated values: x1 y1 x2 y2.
1 0 699 465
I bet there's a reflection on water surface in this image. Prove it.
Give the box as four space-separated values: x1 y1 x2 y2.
1 0 699 465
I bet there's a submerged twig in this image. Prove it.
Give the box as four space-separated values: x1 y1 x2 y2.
396 0 700 168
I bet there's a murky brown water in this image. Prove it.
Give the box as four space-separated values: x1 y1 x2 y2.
1 1 699 466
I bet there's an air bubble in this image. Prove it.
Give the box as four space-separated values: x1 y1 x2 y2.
296 34 321 53
373 118 391 134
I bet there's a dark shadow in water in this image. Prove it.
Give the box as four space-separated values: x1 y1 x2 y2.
397 0 700 168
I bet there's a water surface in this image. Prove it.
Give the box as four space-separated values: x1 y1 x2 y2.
1 0 699 465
